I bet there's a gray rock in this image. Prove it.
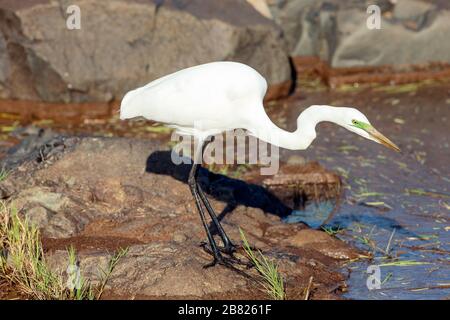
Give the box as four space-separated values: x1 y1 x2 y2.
393 0 434 21
24 206 52 229
43 212 84 238
0 0 291 103
268 0 318 56
46 249 112 287
12 187 71 212
332 9 450 67
1 127 62 171
268 0 450 67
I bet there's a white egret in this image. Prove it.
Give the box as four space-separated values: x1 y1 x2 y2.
120 61 400 267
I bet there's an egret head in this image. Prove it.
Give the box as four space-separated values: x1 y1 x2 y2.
342 108 400 152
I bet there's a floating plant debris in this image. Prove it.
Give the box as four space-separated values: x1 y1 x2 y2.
262 162 341 210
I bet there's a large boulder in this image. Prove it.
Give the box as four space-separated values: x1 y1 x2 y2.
267 0 450 67
0 135 359 299
0 0 291 103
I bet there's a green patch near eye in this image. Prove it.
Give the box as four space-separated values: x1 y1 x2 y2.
351 120 372 131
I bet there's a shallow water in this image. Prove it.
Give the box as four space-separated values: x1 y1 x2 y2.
334 188 449 299
285 190 449 299
278 83 449 299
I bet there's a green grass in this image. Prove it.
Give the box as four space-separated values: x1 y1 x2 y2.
381 272 393 285
405 188 450 199
354 225 376 248
144 125 172 134
355 192 385 199
363 201 393 210
321 225 343 237
335 83 368 93
0 203 66 299
384 228 396 256
353 226 399 258
373 83 420 94
66 245 129 300
0 168 10 182
96 247 129 299
0 202 127 300
378 260 430 267
66 245 95 300
239 228 285 300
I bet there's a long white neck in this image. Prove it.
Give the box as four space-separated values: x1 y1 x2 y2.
248 105 346 150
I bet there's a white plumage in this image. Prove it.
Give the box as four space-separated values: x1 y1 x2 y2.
121 61 267 139
119 61 399 267
120 61 399 151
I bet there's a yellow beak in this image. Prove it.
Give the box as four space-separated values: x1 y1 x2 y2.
366 127 401 152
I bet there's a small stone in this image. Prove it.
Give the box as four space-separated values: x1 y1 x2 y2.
64 176 76 188
287 155 307 165
25 206 52 229
12 187 70 212
173 233 187 243
393 0 434 21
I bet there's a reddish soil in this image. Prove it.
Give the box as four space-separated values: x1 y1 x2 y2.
293 56 450 88
42 236 143 254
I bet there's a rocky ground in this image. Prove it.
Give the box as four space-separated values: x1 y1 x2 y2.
0 78 448 299
0 0 448 301
0 135 360 299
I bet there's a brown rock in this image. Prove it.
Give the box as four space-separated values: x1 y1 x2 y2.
3 136 359 299
283 229 359 260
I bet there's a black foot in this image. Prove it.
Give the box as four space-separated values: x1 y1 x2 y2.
200 242 253 269
200 240 237 255
203 254 242 268
202 254 250 269
202 257 222 269
222 242 237 255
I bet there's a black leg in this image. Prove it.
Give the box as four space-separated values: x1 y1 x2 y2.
197 138 236 254
188 138 253 269
196 184 236 254
188 160 223 267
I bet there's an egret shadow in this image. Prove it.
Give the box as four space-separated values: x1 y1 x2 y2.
145 151 292 224
145 151 416 239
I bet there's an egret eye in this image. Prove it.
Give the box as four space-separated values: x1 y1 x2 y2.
352 120 358 125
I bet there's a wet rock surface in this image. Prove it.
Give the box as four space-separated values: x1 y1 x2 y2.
0 136 360 299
